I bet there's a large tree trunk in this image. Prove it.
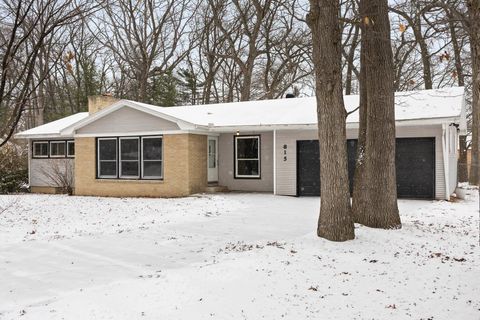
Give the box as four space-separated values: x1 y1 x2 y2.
469 0 480 186
449 15 468 182
352 0 401 229
307 0 354 241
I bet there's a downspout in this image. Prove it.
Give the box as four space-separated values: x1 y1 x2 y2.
27 139 31 188
273 129 277 195
442 123 450 200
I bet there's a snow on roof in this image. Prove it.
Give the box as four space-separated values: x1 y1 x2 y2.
15 112 89 138
15 87 465 138
151 87 465 127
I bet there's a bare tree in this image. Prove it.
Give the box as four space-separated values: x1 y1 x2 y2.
307 0 355 241
0 0 100 147
93 0 196 103
40 159 74 195
352 0 401 229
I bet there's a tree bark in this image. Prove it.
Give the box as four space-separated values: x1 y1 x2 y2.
449 14 468 182
352 0 401 229
469 0 480 185
307 0 355 241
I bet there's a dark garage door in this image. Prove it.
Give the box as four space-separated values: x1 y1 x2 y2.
296 138 435 199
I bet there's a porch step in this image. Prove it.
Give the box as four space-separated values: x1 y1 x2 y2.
205 185 229 193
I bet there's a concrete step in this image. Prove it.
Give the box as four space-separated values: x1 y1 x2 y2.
205 185 229 193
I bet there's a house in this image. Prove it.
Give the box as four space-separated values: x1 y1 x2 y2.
15 87 467 200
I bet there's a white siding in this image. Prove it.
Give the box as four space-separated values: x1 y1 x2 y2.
30 157 74 187
218 132 273 192
77 106 179 134
275 125 447 200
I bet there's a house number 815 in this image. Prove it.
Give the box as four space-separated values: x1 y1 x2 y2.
283 144 287 161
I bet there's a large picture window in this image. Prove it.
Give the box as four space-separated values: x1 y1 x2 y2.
96 136 163 180
98 138 117 178
120 137 139 178
235 136 260 178
142 137 163 179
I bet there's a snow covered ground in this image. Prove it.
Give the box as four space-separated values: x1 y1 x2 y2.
0 191 478 320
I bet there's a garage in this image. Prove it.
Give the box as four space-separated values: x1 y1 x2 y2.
296 138 435 199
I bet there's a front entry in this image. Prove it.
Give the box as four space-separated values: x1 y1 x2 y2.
207 136 218 182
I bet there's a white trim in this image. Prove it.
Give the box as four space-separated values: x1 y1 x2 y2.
207 117 463 133
32 141 49 158
442 124 450 200
234 135 261 178
97 138 118 179
273 130 277 195
49 141 66 158
74 130 212 138
141 136 163 179
119 137 140 179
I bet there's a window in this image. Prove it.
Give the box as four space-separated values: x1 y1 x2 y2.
96 136 163 180
142 137 162 179
119 137 139 178
67 141 75 157
98 138 117 178
235 136 260 178
33 141 49 158
50 141 66 157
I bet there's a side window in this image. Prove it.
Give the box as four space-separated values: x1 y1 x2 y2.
67 141 75 157
50 141 66 157
33 141 49 158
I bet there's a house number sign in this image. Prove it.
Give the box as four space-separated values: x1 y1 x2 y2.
283 144 287 161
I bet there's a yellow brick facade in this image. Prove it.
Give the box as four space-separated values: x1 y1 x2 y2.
74 134 207 197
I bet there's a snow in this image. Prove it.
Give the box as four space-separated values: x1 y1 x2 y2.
15 87 465 138
0 191 478 319
136 87 465 127
14 113 89 138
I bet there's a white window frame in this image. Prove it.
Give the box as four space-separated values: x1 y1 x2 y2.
141 136 163 179
119 137 140 179
97 138 118 179
234 135 260 178
49 141 66 158
67 141 75 157
33 141 49 158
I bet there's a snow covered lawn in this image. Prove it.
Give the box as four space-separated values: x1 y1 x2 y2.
0 192 478 319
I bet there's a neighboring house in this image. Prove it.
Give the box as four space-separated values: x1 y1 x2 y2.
15 87 467 200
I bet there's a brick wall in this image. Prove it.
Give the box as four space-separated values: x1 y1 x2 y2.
74 134 207 197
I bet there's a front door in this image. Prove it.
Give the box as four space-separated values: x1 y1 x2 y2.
207 137 218 182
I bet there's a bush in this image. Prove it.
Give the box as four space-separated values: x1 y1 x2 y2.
0 142 29 194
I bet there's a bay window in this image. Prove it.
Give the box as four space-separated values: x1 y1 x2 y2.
235 135 260 178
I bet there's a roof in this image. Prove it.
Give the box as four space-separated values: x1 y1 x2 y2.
15 112 89 138
147 86 466 127
15 87 465 138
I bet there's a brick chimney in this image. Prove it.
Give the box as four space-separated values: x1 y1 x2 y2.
88 94 120 114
